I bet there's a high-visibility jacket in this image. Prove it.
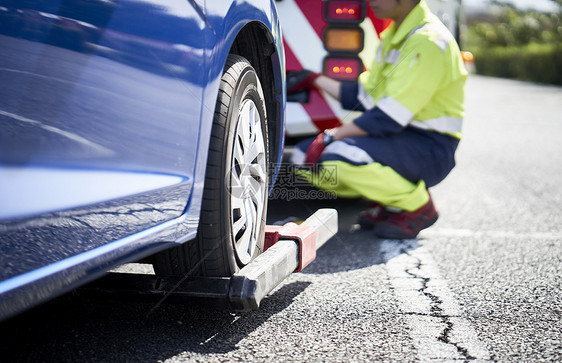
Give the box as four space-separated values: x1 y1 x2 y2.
341 0 467 139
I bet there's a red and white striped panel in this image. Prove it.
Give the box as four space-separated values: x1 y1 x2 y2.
276 0 389 137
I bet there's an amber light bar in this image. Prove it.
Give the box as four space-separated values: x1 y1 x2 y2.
325 0 365 23
323 26 364 53
323 57 363 80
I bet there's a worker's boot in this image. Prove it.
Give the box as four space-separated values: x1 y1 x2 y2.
373 197 438 239
357 202 390 229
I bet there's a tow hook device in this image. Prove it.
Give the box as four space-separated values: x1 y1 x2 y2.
82 209 338 311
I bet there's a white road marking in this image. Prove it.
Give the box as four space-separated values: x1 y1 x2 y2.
421 228 562 241
381 239 491 361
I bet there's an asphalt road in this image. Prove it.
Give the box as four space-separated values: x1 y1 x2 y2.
1 75 561 361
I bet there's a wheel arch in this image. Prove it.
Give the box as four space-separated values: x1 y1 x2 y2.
166 17 286 254
229 22 286 190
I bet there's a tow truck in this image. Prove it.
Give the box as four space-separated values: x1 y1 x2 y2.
276 0 470 138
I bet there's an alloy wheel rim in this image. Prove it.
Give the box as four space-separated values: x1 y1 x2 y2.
229 98 266 265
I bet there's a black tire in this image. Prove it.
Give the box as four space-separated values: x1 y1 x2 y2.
153 54 269 277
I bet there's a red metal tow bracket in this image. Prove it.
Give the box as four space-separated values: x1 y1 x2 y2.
264 223 317 272
81 209 338 312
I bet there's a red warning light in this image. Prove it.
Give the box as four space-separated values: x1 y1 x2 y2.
324 57 362 80
331 66 354 74
326 1 364 23
336 8 356 15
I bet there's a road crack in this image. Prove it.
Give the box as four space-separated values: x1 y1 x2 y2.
380 240 490 360
404 251 477 361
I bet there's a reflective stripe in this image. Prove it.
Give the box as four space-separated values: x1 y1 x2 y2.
385 49 400 65
433 35 449 52
413 23 451 52
404 25 425 45
410 117 463 134
375 42 382 63
375 45 382 63
324 141 375 165
358 83 375 110
394 23 451 56
376 96 413 126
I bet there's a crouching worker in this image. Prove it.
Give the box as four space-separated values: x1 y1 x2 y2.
289 0 467 239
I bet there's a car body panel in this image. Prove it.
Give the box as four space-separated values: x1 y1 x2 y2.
0 0 285 320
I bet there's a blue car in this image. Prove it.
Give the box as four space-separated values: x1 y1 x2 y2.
0 0 286 321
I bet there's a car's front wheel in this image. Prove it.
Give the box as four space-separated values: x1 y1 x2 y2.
153 54 269 277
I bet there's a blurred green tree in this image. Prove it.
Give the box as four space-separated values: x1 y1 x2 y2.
465 1 562 84
466 2 561 48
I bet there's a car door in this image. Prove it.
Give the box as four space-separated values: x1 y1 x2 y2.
0 0 208 283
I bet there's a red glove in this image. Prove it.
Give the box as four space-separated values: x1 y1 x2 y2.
286 70 321 94
305 133 328 165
